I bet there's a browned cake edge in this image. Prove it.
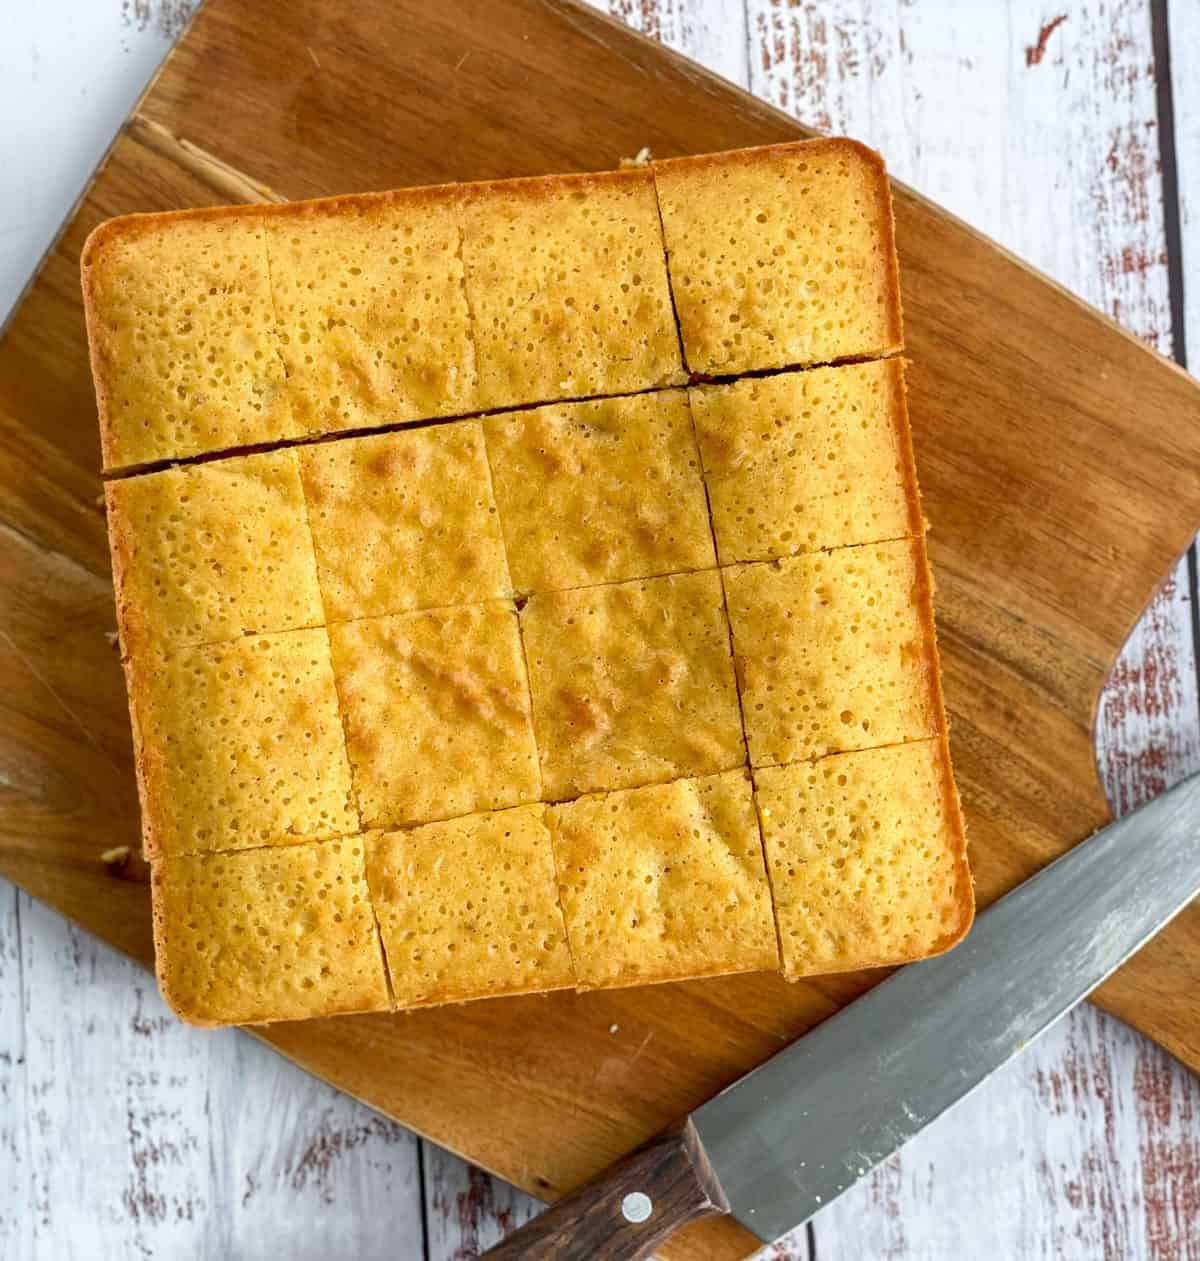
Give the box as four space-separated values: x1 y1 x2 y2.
149 849 394 1028
650 136 905 372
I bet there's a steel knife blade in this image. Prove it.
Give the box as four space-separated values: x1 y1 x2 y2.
486 771 1200 1260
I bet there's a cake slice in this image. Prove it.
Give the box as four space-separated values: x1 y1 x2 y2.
654 138 903 375
128 628 358 858
483 390 714 593
548 770 778 989
299 422 511 621
519 570 745 799
689 360 921 564
82 210 297 470
755 737 973 979
329 603 541 828
724 538 942 767
152 837 390 1026
367 804 574 1007
105 448 323 655
461 168 685 408
266 187 478 434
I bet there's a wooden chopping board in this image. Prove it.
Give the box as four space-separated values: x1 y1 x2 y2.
3 2 1200 1257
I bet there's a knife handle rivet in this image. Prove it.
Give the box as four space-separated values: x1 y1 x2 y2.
621 1191 652 1224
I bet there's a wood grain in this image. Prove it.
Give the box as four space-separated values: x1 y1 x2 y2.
3 2 1200 1259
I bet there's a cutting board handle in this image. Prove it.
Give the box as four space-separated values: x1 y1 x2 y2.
483 1118 730 1259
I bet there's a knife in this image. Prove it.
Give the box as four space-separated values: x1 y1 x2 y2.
485 772 1200 1259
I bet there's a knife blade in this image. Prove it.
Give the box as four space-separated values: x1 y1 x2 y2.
486 771 1200 1260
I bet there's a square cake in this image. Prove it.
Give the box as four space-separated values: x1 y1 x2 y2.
366 804 575 1007
519 571 746 800
85 139 972 1026
548 771 778 989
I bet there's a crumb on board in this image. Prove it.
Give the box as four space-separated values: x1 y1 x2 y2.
100 846 130 867
620 147 652 168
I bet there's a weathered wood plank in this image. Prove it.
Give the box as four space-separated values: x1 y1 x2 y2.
606 0 749 87
1168 0 1200 370
15 894 427 1260
424 1142 543 1260
0 887 30 1261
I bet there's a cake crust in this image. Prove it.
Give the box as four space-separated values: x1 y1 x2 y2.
756 737 974 979
131 628 358 858
82 211 297 471
266 187 478 435
105 448 323 656
548 770 778 989
329 603 541 828
520 571 745 799
152 838 390 1026
653 137 903 375
690 359 922 564
483 390 714 593
460 167 685 408
367 805 574 1007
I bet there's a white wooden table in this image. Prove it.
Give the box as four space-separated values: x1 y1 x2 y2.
2 2 1199 1256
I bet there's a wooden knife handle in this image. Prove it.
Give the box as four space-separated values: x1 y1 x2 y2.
483 1118 730 1260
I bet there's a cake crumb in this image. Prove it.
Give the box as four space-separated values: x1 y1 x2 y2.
101 846 131 868
620 147 652 168
609 1023 620 1035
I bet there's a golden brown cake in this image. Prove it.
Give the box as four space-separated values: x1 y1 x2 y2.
724 538 942 766
152 837 390 1025
483 391 714 592
299 422 511 621
329 603 541 827
85 139 971 1027
755 738 973 979
689 360 922 564
519 571 746 800
460 168 685 408
128 629 357 858
266 188 479 433
105 448 323 655
653 138 903 375
548 771 778 989
367 805 575 1007
82 210 297 470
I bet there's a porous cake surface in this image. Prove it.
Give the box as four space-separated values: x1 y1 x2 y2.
300 422 511 621
82 212 296 470
88 141 970 1026
725 539 940 766
153 838 390 1025
366 805 574 1007
756 738 972 979
548 771 778 988
520 571 745 800
689 360 921 564
483 391 714 592
266 190 478 435
460 168 686 408
654 139 903 375
329 603 540 828
105 448 323 654
130 628 358 858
